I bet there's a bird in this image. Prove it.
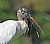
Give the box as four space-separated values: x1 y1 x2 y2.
0 20 28 44
0 7 44 44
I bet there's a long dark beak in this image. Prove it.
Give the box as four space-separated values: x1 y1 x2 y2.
30 17 44 34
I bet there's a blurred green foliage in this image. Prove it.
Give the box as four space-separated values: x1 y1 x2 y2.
0 0 50 44
0 0 9 9
22 0 46 12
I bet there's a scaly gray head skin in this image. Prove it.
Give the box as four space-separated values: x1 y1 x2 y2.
17 7 29 20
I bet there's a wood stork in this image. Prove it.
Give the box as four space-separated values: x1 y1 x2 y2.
0 20 28 44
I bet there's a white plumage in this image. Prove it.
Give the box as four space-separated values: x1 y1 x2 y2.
0 20 28 44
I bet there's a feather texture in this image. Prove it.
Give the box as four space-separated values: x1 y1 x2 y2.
0 20 28 44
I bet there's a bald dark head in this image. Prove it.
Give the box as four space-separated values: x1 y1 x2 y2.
16 7 30 20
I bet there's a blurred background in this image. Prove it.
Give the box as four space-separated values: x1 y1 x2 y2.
0 0 50 44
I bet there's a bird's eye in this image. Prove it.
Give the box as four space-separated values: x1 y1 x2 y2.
23 11 26 12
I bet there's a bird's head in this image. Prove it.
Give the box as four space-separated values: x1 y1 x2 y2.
16 7 29 21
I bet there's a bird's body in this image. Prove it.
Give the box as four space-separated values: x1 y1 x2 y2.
0 20 28 44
